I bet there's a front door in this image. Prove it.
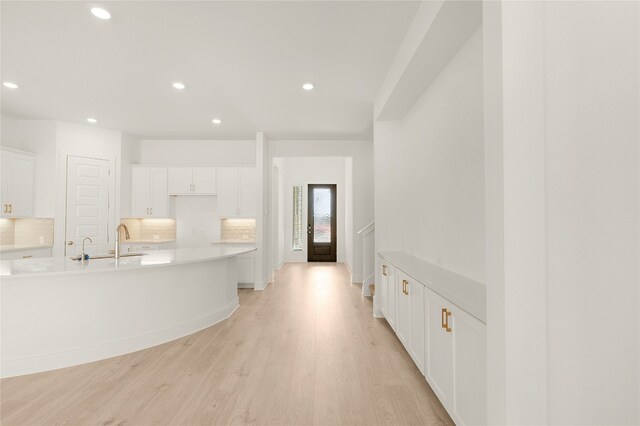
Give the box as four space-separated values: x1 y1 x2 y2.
65 155 110 256
307 184 337 262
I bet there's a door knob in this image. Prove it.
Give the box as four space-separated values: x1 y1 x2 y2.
67 241 74 245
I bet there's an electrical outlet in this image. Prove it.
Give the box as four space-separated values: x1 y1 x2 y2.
39 236 45 244
153 234 160 240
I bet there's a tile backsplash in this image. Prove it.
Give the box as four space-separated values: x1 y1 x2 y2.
220 218 256 242
1 218 54 247
121 218 176 241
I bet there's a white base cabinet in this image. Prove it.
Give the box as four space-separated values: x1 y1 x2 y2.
378 253 487 425
1 247 52 260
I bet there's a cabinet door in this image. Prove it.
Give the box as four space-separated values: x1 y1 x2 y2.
396 271 411 350
131 168 151 217
238 254 255 284
379 262 388 316
217 168 239 217
0 152 10 215
149 168 168 217
192 168 216 194
238 167 257 217
408 278 425 374
168 168 193 194
425 288 454 407
2 152 34 217
386 264 397 330
451 305 487 426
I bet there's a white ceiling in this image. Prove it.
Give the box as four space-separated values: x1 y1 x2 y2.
1 1 419 140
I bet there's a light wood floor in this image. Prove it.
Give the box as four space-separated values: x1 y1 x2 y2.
1 263 453 425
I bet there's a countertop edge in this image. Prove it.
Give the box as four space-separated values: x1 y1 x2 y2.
379 251 486 324
1 247 258 280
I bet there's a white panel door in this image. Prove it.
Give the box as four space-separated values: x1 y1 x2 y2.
131 167 151 217
192 168 216 194
452 305 487 425
396 271 411 349
65 156 109 256
150 168 168 216
409 278 425 374
217 168 239 217
238 167 257 217
425 288 454 407
168 168 193 194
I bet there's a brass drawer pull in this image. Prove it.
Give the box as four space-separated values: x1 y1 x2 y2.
444 309 452 333
441 308 446 329
382 265 388 276
402 279 409 295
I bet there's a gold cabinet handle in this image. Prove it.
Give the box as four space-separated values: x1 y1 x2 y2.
3 204 6 213
402 279 409 295
441 308 447 329
8 204 12 213
445 309 452 333
382 265 387 276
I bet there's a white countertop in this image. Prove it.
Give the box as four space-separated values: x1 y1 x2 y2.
124 239 176 244
1 246 257 279
0 244 53 253
379 251 486 323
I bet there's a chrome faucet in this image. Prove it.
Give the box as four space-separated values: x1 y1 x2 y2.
114 223 130 259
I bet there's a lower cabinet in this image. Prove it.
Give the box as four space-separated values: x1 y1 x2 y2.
378 254 487 425
379 262 397 330
426 288 487 425
122 241 176 252
1 247 52 260
237 253 255 285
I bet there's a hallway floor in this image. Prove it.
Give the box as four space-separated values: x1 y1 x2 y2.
0 263 452 425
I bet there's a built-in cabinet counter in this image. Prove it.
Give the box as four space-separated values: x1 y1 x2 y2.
377 251 486 426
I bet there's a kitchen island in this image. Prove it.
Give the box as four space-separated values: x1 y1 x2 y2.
0 246 256 378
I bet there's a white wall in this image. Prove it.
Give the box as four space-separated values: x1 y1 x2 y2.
375 27 485 283
279 156 346 263
269 140 374 282
543 2 639 424
140 139 256 166
120 133 141 218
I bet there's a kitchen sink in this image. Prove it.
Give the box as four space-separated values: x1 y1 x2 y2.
70 253 147 260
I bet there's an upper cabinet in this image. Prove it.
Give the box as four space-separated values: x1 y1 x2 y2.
216 167 257 218
132 167 170 217
168 167 216 195
1 149 35 218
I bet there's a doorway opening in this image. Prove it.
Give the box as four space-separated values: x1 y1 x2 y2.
307 184 337 262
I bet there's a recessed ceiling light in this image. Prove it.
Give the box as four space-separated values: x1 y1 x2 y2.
212 118 222 125
90 7 111 20
172 82 186 90
302 83 314 91
3 81 18 89
87 118 98 124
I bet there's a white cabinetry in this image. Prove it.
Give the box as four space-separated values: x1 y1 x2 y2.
121 241 176 253
216 168 257 218
378 252 487 426
168 168 216 195
425 288 486 425
379 263 396 329
211 242 255 286
396 270 425 374
1 247 52 260
132 167 170 217
1 150 34 218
